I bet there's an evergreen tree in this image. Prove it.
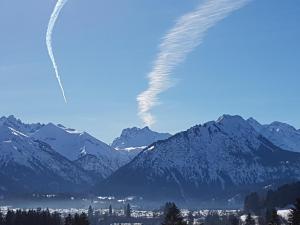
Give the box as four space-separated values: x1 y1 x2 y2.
14 210 22 225
267 209 280 225
228 214 239 225
258 215 266 225
0 211 4 225
64 214 73 225
162 202 187 225
266 208 273 225
52 212 62 225
87 206 93 223
125 204 131 218
93 211 101 225
245 213 255 225
245 192 261 215
288 198 300 225
187 211 193 225
5 210 15 225
109 205 113 216
204 211 221 225
78 213 89 225
163 203 174 216
73 213 80 225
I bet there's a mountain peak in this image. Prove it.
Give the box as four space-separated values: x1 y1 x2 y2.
246 117 300 152
0 115 22 126
247 117 261 124
0 115 43 135
142 126 151 131
111 126 172 149
122 126 142 134
216 114 245 124
269 121 297 132
247 117 263 132
211 114 257 138
42 122 81 135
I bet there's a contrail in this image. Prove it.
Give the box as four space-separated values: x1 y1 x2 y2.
46 0 68 103
137 0 250 126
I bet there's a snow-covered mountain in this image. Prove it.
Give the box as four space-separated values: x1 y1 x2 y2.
31 123 130 178
2 114 300 198
111 126 171 151
247 118 300 153
33 123 116 160
0 124 93 194
101 115 300 202
0 116 132 182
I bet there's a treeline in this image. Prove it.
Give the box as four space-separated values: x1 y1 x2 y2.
162 202 243 225
162 199 300 225
255 198 300 225
203 212 241 225
0 209 89 225
244 181 300 214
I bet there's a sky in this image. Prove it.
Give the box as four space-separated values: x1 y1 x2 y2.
0 0 299 143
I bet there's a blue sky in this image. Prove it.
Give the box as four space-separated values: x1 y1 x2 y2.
0 0 299 143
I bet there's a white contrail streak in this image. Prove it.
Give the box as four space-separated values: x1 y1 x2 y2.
137 0 250 126
46 0 68 103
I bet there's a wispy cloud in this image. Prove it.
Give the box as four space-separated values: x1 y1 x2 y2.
137 0 249 126
46 0 68 103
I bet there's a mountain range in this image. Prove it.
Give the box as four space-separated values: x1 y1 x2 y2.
0 114 300 204
0 123 92 194
0 115 171 194
100 115 300 203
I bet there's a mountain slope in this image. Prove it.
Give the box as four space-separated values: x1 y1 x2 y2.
74 154 115 179
32 123 130 178
247 118 300 153
101 115 300 202
0 125 94 194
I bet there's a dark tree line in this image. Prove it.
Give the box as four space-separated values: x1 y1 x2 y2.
161 202 243 225
244 197 300 225
64 213 89 225
0 209 61 225
244 182 300 214
288 198 300 225
0 209 89 225
204 211 240 225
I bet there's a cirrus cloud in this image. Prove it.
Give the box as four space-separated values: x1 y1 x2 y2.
137 0 250 126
